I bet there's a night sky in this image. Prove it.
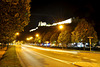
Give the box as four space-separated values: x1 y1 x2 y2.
24 0 100 36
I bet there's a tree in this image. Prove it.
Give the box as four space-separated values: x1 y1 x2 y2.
70 17 80 31
0 0 31 43
57 24 73 48
71 19 98 44
57 31 71 48
42 31 54 43
50 32 60 46
34 37 41 44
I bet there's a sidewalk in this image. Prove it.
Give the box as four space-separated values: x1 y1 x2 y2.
0 47 7 59
0 46 22 67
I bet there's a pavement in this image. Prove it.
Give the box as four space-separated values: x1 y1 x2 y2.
0 47 7 59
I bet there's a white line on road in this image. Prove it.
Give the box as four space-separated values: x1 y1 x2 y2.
90 59 97 61
82 57 97 62
83 57 88 59
21 46 74 65
28 49 73 64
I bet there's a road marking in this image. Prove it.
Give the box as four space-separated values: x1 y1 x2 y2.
16 46 26 67
90 59 97 61
83 57 88 59
73 62 100 67
20 45 99 67
29 50 73 64
24 49 98 67
82 57 97 62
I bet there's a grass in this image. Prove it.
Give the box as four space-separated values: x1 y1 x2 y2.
0 46 22 67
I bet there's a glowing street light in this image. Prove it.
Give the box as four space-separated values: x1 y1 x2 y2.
26 38 30 41
30 37 33 39
15 32 19 36
36 34 39 37
26 37 33 41
59 25 63 29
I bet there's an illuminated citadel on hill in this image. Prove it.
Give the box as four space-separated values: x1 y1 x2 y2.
29 18 72 32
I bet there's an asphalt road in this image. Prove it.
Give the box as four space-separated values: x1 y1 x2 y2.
16 45 100 67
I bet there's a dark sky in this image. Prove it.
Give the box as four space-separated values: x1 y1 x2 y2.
24 0 100 35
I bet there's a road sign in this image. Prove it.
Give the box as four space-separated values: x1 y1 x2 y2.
87 36 93 51
88 37 93 39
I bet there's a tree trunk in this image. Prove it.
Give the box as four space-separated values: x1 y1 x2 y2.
62 43 63 49
83 43 85 50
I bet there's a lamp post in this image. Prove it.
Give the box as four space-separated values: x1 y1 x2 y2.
35 34 39 45
59 25 64 49
15 32 19 45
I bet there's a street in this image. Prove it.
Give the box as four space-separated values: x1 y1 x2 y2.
16 45 100 67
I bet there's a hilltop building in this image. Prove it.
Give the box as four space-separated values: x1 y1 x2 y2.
29 18 72 32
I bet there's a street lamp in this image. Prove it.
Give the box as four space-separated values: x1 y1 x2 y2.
15 32 19 45
26 38 30 41
26 37 33 41
36 34 39 37
59 25 63 29
29 37 33 39
58 25 64 49
15 32 19 36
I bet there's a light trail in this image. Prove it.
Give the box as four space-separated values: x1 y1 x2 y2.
20 46 73 64
22 45 78 54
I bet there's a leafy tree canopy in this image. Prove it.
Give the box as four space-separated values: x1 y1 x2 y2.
71 19 98 43
50 32 60 44
42 31 54 43
0 0 31 43
57 31 71 44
